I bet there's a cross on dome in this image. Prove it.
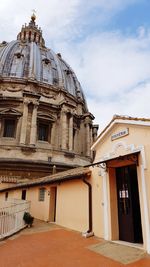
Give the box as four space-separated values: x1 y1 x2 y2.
31 9 36 22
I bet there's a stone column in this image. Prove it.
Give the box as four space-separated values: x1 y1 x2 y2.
61 111 67 150
26 31 29 40
90 125 93 156
86 123 91 157
31 32 34 42
21 32 24 41
20 100 29 145
30 103 38 146
0 119 2 134
73 128 77 152
36 34 39 43
69 115 73 151
50 123 55 147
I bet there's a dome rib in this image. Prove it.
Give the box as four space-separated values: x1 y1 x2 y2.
49 49 64 87
0 41 17 75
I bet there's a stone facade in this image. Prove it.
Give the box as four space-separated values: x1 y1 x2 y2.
0 14 98 180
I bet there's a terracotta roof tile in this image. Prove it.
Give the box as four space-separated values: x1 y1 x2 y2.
0 167 91 192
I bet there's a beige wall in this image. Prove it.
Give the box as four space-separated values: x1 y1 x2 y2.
95 124 150 160
0 189 21 201
90 166 104 237
26 186 50 221
92 122 150 252
94 123 150 216
0 178 90 233
0 186 50 222
56 179 89 233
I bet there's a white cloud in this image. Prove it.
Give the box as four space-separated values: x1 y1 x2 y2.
0 0 149 133
57 28 150 131
87 81 150 131
0 0 140 42
61 30 150 97
0 0 80 42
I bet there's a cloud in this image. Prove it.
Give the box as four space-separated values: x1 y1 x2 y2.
0 0 149 133
61 29 150 97
0 0 140 42
57 27 150 131
87 81 150 130
0 0 80 42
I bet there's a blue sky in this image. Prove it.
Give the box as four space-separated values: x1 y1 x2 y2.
78 1 150 36
0 0 150 131
113 1 150 33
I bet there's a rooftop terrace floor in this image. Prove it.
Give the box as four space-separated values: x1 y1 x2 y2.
0 220 150 267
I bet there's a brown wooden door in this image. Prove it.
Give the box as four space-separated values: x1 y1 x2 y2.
116 165 143 243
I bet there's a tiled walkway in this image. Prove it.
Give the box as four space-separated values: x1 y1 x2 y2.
0 221 150 267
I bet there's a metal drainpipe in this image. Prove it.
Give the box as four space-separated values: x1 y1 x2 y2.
83 178 92 234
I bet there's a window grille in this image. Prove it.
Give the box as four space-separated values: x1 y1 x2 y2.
39 188 45 201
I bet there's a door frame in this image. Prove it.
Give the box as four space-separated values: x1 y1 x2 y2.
49 186 57 222
116 165 143 243
101 145 150 253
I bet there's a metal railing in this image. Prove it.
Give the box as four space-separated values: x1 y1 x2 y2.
0 199 30 239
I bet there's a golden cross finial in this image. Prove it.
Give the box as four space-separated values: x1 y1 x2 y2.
31 9 36 21
32 9 36 15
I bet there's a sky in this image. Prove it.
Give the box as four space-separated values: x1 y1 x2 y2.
0 0 150 131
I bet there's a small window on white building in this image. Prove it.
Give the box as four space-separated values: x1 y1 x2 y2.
39 188 45 201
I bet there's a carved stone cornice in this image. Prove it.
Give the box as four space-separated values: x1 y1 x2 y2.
20 145 36 153
37 112 56 122
0 108 22 117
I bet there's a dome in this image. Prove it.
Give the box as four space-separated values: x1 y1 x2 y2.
0 15 86 106
0 15 98 180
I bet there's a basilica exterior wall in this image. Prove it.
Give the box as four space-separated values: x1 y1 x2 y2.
0 81 96 179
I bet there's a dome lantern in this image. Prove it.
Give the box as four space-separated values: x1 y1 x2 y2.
17 13 45 46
